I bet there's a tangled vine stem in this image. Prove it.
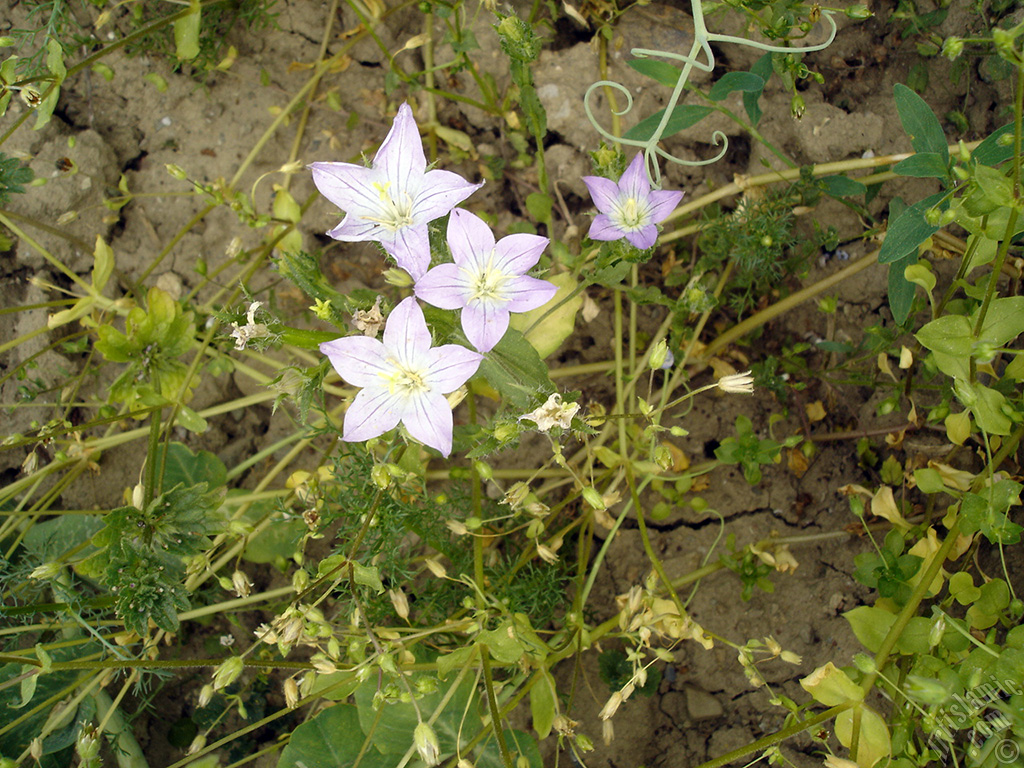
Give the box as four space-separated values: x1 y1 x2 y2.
584 0 839 187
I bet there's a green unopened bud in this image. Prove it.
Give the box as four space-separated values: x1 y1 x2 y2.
383 267 413 287
76 726 100 761
928 615 946 647
938 207 956 226
924 206 942 226
371 464 390 489
993 27 1020 63
649 339 669 371
952 165 970 181
212 655 244 691
844 4 871 18
582 487 606 510
790 94 805 119
473 460 493 481
653 444 672 471
414 722 441 766
166 164 187 180
941 36 963 61
198 684 214 707
853 653 876 674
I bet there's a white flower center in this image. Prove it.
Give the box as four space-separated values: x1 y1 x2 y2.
465 254 509 304
385 360 430 397
366 181 416 231
613 196 648 232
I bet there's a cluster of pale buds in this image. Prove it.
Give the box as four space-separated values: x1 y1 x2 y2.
255 603 335 656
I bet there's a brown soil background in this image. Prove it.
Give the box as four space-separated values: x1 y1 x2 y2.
0 0 1015 766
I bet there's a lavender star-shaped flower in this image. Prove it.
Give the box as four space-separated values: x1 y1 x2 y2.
582 153 683 250
310 103 482 279
320 297 482 456
415 209 558 353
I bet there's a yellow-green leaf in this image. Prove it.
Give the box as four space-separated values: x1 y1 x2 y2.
799 662 864 706
93 235 114 292
173 0 201 61
509 272 581 358
835 704 891 768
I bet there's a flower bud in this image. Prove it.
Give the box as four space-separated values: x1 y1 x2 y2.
844 4 871 18
941 36 963 60
165 164 187 180
284 677 300 708
790 94 805 120
187 735 206 755
232 570 253 598
414 722 441 766
212 656 244 691
198 684 214 707
649 339 669 371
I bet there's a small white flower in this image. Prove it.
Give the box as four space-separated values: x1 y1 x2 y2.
519 393 580 431
230 301 270 350
717 371 755 394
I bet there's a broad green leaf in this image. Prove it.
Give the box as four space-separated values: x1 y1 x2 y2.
895 616 934 654
173 0 201 61
892 152 948 179
708 71 764 102
973 123 1013 167
821 175 867 198
835 704 891 768
743 53 773 125
627 58 681 87
354 669 477 757
904 263 936 295
530 669 556 738
878 192 945 264
93 236 114 292
277 704 390 768
476 729 543 768
34 38 66 130
887 251 918 326
844 606 897 654
526 192 552 223
23 514 103 562
508 272 581 359
623 105 714 142
973 296 1024 346
915 314 973 358
800 661 865 706
478 621 526 664
437 644 478 679
963 163 1014 217
955 380 1013 436
477 327 555 410
894 83 948 159
155 442 227 493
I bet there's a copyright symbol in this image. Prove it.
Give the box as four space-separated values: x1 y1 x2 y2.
996 738 1021 764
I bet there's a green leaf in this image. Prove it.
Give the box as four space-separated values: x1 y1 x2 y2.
623 105 714 142
743 53 773 125
835 704 891 768
476 729 543 768
525 192 552 223
173 0 201 61
23 515 103 562
627 58 681 87
972 123 1013 167
887 251 918 326
956 380 1013 436
963 163 1014 217
916 314 973 357
820 175 867 198
508 272 580 359
277 704 390 768
708 71 765 102
894 83 948 159
530 669 556 738
974 296 1024 346
844 606 897 654
878 192 945 264
478 327 557 410
155 442 228 494
354 668 477 757
892 152 949 179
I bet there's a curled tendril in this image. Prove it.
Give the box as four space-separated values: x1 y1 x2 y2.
583 3 839 187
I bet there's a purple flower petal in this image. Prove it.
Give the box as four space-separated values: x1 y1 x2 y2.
462 302 510 353
382 226 432 279
374 103 426 194
343 387 402 442
646 189 684 225
625 225 658 250
619 153 650 202
416 264 468 309
582 175 621 214
493 233 549 274
382 298 432 364
415 171 483 225
310 162 380 216
320 336 390 388
446 208 494 265
588 214 623 241
402 390 454 456
502 275 558 312
424 343 483 390
327 216 381 242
